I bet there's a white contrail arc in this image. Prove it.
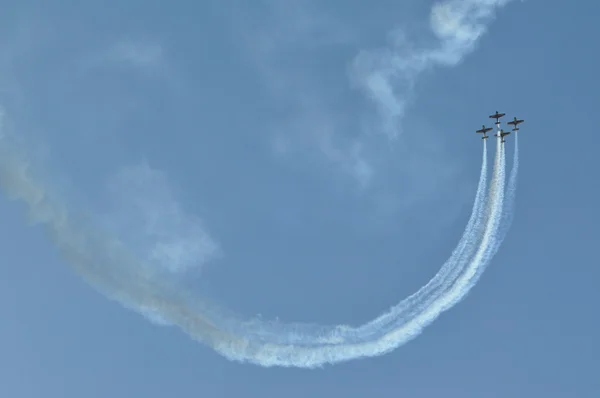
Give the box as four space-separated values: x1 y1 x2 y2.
176 139 507 368
1 129 511 368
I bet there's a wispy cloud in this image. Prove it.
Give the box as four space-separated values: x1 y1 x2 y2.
268 106 373 189
351 0 514 140
104 162 220 276
235 0 514 188
232 1 372 186
76 37 173 82
107 39 164 70
0 14 53 112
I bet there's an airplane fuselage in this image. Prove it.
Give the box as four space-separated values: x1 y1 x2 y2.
507 118 524 131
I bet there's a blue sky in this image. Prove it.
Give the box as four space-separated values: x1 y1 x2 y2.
1 0 599 396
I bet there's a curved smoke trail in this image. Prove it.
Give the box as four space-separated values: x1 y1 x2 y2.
236 141 491 347
497 132 519 243
157 140 507 368
467 128 517 286
0 113 511 367
444 133 507 306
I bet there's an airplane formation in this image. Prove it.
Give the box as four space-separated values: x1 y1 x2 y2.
475 111 524 143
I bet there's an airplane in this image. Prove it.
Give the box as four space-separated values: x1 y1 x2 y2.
476 125 492 139
489 111 506 125
495 129 511 143
507 117 525 130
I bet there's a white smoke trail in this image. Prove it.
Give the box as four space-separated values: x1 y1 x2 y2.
440 130 507 311
465 127 517 286
194 135 507 368
497 131 518 243
235 140 491 347
0 119 510 367
347 140 490 340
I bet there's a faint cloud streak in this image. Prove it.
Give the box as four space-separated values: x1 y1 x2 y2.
351 0 515 140
108 39 164 70
235 0 514 189
76 37 174 82
104 162 221 276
